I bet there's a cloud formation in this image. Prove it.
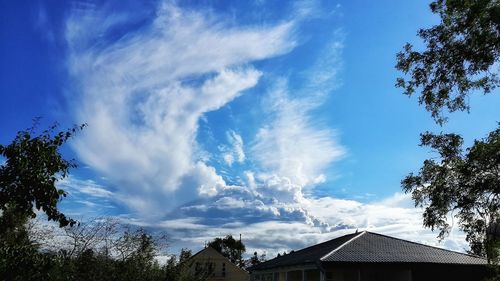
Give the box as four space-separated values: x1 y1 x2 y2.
62 0 472 257
57 176 116 218
222 131 245 166
141 191 469 258
66 2 295 216
249 36 346 204
252 83 344 195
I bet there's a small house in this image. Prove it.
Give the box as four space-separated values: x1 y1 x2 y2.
191 246 250 281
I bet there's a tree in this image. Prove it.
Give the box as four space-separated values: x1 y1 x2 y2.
259 252 267 263
402 127 500 262
0 122 86 280
115 229 162 281
60 217 119 259
163 248 214 281
249 251 267 267
0 122 86 229
396 0 500 265
250 251 260 266
207 235 246 267
396 0 499 125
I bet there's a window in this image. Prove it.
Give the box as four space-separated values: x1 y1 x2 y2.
222 262 226 277
208 262 215 275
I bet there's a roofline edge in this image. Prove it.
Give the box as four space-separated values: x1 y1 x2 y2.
319 231 366 261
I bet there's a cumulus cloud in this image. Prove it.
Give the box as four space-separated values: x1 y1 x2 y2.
250 78 345 204
65 2 295 216
144 191 469 258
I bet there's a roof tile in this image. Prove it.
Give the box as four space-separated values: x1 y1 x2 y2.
250 231 487 271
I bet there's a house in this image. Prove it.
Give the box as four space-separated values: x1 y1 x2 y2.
249 231 493 281
191 246 250 281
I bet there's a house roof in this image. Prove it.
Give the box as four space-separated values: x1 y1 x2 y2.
191 246 249 274
250 231 487 271
191 246 227 260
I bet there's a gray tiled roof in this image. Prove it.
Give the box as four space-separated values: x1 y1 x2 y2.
250 232 359 271
250 231 487 271
321 231 487 265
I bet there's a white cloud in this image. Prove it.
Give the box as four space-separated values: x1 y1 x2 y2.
61 1 472 259
76 200 99 208
250 81 345 201
150 191 469 258
58 176 113 199
65 2 295 216
56 176 116 218
306 33 344 92
223 154 235 166
248 35 345 204
158 218 208 231
190 162 227 198
222 130 245 166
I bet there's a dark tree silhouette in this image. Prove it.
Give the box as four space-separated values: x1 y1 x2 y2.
207 235 246 267
0 122 86 231
402 127 500 262
396 0 500 264
396 0 499 125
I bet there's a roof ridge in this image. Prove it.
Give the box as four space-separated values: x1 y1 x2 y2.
276 231 360 256
320 231 366 261
364 231 487 260
250 231 361 270
192 246 249 269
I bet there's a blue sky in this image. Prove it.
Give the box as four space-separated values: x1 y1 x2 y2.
1 0 499 257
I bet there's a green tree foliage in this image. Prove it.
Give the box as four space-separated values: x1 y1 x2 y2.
207 235 246 267
0 122 85 228
250 251 260 266
167 249 214 281
164 249 192 281
0 123 213 280
1 217 213 281
396 0 499 125
0 122 85 281
396 0 500 267
249 251 266 267
402 126 500 262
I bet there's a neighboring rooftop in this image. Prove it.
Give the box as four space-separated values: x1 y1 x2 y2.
250 231 487 271
250 232 360 270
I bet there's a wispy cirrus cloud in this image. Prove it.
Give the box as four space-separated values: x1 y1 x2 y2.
221 130 246 166
249 37 346 202
57 176 116 217
65 2 295 217
251 83 345 192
